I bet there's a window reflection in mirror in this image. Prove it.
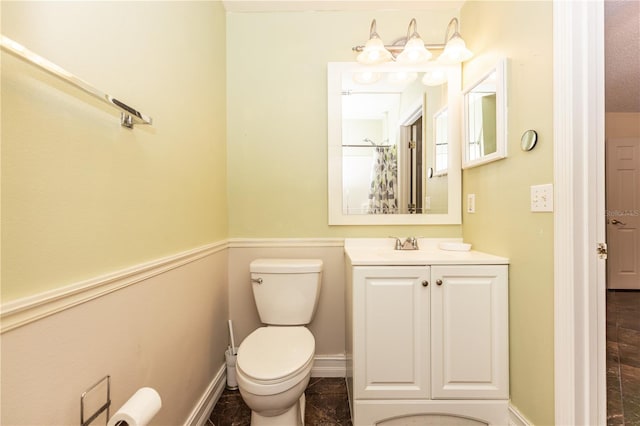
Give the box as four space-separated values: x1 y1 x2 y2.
327 62 462 225
433 106 449 175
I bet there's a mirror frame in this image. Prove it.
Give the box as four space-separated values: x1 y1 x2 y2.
327 62 461 225
462 58 508 169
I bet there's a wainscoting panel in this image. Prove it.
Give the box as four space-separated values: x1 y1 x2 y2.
0 243 229 425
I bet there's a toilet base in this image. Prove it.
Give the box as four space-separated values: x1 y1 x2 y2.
251 393 305 426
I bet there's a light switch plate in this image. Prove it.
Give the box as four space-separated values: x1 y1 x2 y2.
531 184 553 212
467 194 476 213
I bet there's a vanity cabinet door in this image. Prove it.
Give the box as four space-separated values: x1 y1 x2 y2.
353 266 431 400
431 265 509 399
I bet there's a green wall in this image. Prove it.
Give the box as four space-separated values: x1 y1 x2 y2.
1 1 228 301
460 2 555 424
226 10 462 238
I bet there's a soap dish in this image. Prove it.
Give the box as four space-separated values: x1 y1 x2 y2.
439 242 472 251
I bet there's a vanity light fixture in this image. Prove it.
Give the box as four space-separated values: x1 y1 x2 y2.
395 19 432 64
356 19 394 65
353 17 473 66
438 18 473 64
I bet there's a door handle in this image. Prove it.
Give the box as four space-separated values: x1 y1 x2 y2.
611 219 626 226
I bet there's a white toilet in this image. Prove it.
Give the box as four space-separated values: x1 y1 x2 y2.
236 258 323 426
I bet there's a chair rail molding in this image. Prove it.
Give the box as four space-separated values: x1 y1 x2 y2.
1 241 227 333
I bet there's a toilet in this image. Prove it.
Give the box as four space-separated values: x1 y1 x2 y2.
235 258 323 426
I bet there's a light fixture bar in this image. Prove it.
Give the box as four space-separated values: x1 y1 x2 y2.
352 43 446 53
352 17 472 65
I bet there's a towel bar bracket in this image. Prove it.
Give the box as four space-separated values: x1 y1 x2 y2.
121 113 134 129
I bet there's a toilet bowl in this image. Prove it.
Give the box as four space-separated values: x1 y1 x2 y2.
235 258 322 426
236 327 315 425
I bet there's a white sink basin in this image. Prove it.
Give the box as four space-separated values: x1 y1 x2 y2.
344 239 509 266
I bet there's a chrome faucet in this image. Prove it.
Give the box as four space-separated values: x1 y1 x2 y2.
391 237 419 250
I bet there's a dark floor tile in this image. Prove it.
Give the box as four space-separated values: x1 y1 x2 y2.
306 377 349 396
607 368 624 426
306 392 352 426
208 389 251 426
608 290 640 426
208 378 351 426
607 341 620 365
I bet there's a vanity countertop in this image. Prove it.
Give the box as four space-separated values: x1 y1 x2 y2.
345 238 509 266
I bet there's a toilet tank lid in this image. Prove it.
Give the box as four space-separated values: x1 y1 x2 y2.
250 258 323 273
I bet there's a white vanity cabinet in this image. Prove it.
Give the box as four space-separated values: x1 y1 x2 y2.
352 266 432 400
345 242 509 426
430 265 509 400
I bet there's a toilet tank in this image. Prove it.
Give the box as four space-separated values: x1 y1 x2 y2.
249 259 323 325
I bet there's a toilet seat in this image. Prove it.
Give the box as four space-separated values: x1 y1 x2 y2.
236 326 315 395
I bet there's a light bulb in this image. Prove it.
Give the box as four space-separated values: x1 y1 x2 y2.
357 37 393 65
439 34 473 64
396 37 432 64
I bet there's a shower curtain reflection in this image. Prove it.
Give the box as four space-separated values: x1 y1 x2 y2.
368 145 398 214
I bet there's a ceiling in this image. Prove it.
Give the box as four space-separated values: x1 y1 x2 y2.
605 0 640 112
222 0 463 13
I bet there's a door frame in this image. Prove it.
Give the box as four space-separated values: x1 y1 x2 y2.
553 1 606 425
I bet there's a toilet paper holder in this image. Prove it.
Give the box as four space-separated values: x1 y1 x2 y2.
80 375 111 426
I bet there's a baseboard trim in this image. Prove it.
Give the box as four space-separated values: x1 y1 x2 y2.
184 364 227 426
1 241 227 334
312 354 347 378
509 403 532 426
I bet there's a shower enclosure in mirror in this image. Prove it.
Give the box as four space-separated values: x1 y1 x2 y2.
462 58 508 168
328 62 461 225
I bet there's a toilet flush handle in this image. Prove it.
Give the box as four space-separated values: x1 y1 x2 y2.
251 277 263 284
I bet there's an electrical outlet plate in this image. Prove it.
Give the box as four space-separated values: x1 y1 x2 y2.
531 184 553 212
467 194 476 213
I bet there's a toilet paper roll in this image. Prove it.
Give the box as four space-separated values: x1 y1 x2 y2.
107 387 162 426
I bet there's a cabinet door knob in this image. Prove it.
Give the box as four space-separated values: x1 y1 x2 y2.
422 280 429 287
436 279 443 286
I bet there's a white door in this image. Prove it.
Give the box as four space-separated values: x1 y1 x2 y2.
353 266 430 399
606 138 640 289
431 265 509 399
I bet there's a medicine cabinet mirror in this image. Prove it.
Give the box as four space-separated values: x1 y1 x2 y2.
462 58 507 168
328 62 461 225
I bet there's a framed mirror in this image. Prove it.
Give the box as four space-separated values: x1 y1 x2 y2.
328 62 461 225
462 58 507 168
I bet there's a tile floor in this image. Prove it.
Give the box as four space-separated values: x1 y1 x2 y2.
607 290 640 426
208 377 352 426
